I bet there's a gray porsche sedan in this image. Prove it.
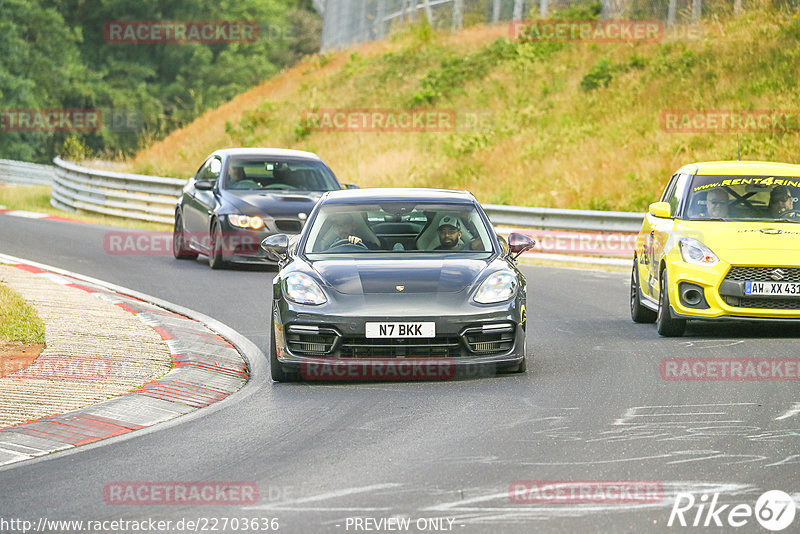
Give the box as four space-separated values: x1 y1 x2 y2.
173 148 353 269
261 188 535 382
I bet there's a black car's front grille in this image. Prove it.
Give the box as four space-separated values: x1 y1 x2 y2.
339 337 461 358
285 326 339 355
725 266 800 283
722 296 800 310
275 219 302 233
462 324 515 355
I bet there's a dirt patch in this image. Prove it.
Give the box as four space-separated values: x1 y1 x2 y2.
0 341 45 378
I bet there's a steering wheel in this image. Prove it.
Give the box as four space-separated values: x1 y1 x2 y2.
328 238 368 250
778 209 800 218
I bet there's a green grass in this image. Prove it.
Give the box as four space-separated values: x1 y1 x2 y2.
131 5 800 212
0 185 171 230
0 280 46 343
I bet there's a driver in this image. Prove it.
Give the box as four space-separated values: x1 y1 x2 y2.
769 185 796 218
706 189 730 219
323 214 380 250
228 166 246 185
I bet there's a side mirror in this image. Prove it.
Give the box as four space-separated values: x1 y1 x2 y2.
649 201 672 218
344 183 360 189
508 232 536 260
195 179 214 191
261 234 290 261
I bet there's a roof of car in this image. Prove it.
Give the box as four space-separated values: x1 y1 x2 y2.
320 188 476 204
209 148 323 160
676 161 800 176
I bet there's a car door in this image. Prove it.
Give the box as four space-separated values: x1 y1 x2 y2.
184 156 222 251
641 173 689 300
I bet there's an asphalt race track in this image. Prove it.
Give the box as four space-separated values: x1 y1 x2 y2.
1 216 798 533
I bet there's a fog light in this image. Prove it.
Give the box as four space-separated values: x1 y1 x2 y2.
678 282 709 309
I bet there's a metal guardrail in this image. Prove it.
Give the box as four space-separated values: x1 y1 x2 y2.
1 158 645 234
51 157 184 224
483 204 644 233
0 159 56 186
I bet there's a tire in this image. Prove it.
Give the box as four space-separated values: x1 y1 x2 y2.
656 268 687 337
631 258 656 323
173 212 198 260
208 220 227 270
270 313 298 382
511 331 527 373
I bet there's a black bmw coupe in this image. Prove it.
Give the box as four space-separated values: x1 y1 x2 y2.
173 148 352 268
260 188 536 382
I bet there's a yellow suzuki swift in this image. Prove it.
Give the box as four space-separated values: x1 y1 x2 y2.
631 161 800 336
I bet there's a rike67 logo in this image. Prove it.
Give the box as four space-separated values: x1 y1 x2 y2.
668 490 796 531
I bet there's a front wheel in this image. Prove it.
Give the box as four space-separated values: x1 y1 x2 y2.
631 258 656 323
173 212 198 260
208 220 227 270
270 313 298 382
656 269 686 337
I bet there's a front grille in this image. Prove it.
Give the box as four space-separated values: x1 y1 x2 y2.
276 220 302 233
339 337 461 358
722 296 800 310
725 266 800 283
462 324 515 355
286 326 339 355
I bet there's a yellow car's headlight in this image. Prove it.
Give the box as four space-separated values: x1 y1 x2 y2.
678 238 719 266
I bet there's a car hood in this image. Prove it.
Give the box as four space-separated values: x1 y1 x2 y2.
677 220 800 253
225 190 322 217
310 257 490 295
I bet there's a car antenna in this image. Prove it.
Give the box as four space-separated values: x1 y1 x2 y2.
737 134 741 161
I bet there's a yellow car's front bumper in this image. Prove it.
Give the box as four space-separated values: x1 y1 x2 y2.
665 251 800 320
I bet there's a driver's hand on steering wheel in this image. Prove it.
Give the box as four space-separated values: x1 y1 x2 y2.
348 235 362 245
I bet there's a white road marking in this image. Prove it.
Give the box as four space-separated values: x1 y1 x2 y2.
775 402 800 421
243 483 401 511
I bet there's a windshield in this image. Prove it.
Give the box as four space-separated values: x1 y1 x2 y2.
302 202 495 256
684 175 800 222
223 158 340 191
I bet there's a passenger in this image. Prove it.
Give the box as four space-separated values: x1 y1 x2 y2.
228 166 246 186
769 185 797 218
706 189 730 219
434 217 465 250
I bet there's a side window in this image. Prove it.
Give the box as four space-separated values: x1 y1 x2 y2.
196 157 222 183
660 174 679 203
666 174 689 217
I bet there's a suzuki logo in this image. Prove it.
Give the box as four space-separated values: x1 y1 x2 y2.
760 228 783 235
770 268 786 281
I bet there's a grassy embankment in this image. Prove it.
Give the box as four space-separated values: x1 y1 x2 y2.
129 5 800 212
0 279 45 344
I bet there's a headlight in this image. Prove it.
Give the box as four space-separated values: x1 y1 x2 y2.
474 272 517 304
228 214 264 230
678 238 719 266
284 273 327 305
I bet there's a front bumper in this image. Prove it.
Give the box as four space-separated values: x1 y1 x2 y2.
665 256 800 321
272 298 526 378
